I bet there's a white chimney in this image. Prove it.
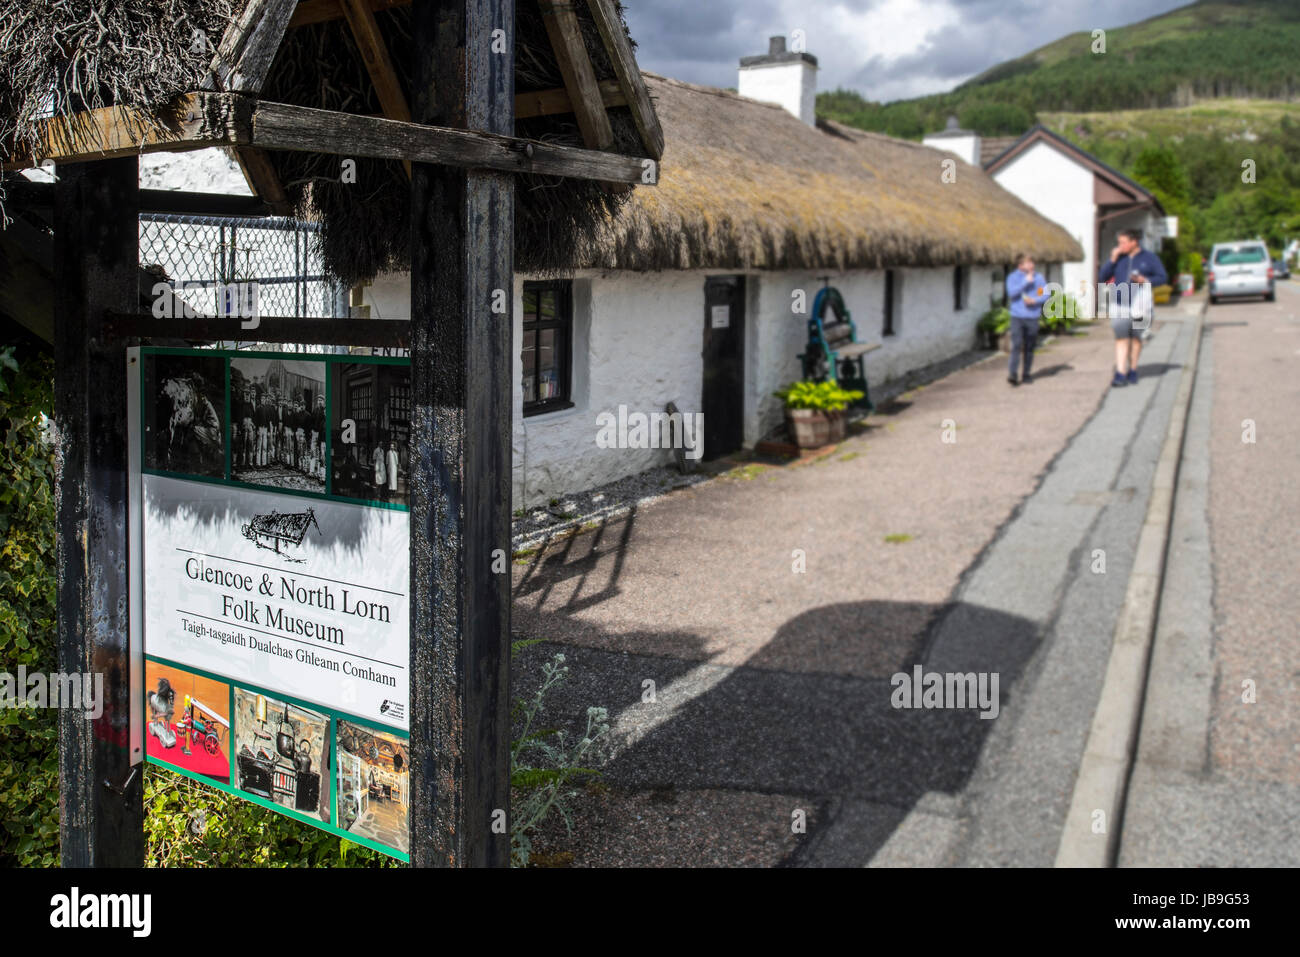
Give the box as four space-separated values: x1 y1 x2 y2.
922 115 982 168
738 36 818 126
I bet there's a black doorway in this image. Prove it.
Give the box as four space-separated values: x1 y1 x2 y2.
702 275 745 461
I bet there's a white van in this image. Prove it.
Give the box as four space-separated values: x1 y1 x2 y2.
1208 241 1275 304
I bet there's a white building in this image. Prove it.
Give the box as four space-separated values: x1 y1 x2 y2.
925 122 1173 300
363 45 1081 508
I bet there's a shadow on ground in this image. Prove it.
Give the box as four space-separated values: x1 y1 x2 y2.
512 535 1041 866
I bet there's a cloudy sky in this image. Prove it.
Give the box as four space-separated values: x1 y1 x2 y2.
622 0 1193 102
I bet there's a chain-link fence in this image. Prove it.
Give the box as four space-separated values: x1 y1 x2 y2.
138 213 346 320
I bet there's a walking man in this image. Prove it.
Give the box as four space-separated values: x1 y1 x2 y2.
1005 253 1046 386
1099 228 1167 386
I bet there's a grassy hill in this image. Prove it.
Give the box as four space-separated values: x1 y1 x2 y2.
818 0 1300 140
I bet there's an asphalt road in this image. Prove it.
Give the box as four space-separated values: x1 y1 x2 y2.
1119 279 1300 867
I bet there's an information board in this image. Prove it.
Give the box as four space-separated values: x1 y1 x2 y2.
130 347 412 859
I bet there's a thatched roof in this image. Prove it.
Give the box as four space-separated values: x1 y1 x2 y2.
0 0 654 285
578 75 1084 272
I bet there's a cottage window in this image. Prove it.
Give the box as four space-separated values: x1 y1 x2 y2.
522 280 573 416
883 269 900 336
953 266 969 311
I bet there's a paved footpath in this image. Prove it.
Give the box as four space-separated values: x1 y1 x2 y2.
1119 280 1300 866
512 303 1200 866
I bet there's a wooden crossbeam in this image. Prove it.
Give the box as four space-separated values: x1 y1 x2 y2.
340 0 413 177
252 99 646 182
538 0 614 151
234 146 294 214
201 0 299 214
5 94 654 186
104 313 409 348
204 0 300 94
585 0 664 160
2 95 251 168
515 80 624 120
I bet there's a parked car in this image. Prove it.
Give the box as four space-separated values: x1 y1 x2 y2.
1273 258 1292 280
1207 241 1275 304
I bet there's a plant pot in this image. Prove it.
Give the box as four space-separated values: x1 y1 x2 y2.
785 408 844 450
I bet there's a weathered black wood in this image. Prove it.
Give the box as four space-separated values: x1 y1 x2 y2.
6 180 272 217
205 0 300 94
9 92 651 186
54 158 143 867
252 99 647 183
104 313 409 347
3 94 252 170
408 0 513 868
538 0 614 151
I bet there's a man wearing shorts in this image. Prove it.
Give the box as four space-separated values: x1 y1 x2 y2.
1100 228 1167 386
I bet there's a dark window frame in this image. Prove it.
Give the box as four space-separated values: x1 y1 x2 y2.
522 279 574 417
883 269 898 337
953 265 969 311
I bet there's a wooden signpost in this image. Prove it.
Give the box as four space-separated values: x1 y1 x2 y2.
26 0 662 868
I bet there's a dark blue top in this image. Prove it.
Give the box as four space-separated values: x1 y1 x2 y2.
1099 247 1168 287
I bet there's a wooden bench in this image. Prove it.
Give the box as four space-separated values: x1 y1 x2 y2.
798 285 879 411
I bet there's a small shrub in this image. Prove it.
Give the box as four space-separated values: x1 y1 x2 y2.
774 380 865 412
977 306 1011 337
510 651 610 867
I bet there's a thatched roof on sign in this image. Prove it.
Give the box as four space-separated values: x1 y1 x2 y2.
0 0 657 285
576 75 1083 272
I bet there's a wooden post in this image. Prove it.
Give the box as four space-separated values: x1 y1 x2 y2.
54 157 143 867
407 0 514 866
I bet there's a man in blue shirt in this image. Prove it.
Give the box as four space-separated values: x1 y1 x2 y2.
1005 253 1047 386
1099 228 1167 386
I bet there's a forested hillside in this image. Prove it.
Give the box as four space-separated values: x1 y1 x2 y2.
818 0 1300 139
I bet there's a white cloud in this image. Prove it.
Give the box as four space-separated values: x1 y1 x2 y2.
622 0 1192 102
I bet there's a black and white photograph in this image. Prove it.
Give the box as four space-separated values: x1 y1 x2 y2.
142 352 227 478
230 357 327 493
330 362 410 507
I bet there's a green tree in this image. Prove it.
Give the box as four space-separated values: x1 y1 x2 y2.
958 102 1036 136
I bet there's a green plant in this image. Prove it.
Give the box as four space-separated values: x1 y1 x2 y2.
976 305 1011 337
1180 250 1205 290
143 768 397 867
509 652 610 867
774 380 864 412
0 343 58 867
1041 292 1079 333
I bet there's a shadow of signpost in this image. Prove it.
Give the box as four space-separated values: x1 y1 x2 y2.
512 588 1041 867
